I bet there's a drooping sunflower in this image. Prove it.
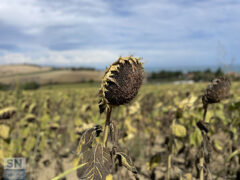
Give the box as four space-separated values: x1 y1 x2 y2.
202 76 231 106
98 56 144 113
198 76 231 130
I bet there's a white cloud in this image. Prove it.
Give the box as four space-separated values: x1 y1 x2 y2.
0 49 122 68
0 53 33 64
0 0 239 68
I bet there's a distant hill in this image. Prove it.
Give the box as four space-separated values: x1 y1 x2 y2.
0 64 52 77
0 64 104 85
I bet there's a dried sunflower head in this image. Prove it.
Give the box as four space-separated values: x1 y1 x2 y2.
99 56 144 113
202 76 231 106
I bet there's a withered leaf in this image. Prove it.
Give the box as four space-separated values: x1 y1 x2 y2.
196 120 209 133
0 124 10 139
99 100 106 114
115 150 137 174
0 107 16 120
76 126 112 180
149 152 161 170
227 149 240 162
171 124 187 138
77 125 102 154
77 143 112 180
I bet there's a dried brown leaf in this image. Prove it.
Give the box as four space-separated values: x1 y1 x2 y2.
76 126 112 180
77 144 112 180
115 150 137 174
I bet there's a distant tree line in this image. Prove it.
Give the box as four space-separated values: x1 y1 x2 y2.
149 67 225 82
189 68 224 82
0 83 10 90
0 82 40 91
52 67 96 71
150 71 184 81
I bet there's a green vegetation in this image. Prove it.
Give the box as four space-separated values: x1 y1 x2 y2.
0 82 40 91
52 67 96 71
0 83 9 91
20 82 40 90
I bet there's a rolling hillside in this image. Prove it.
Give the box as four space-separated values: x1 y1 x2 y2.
0 64 51 77
0 64 104 85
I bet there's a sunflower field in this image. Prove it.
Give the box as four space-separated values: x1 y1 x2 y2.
0 81 240 180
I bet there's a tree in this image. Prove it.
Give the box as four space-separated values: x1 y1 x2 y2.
215 67 224 77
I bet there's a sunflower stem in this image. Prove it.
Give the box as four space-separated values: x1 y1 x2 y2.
200 156 204 180
203 104 208 122
102 106 112 147
199 104 208 180
51 163 87 180
167 154 172 180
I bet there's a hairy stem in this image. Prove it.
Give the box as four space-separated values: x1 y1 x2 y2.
102 106 112 147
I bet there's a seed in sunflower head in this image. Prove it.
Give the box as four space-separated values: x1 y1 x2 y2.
202 76 231 106
99 56 144 113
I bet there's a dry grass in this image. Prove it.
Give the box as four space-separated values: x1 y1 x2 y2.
0 64 51 77
0 64 104 85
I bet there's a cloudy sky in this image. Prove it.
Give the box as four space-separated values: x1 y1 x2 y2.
0 0 239 70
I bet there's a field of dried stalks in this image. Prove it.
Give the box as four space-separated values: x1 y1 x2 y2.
0 82 239 179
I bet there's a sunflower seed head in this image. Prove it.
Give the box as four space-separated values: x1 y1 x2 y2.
202 76 231 106
99 56 144 113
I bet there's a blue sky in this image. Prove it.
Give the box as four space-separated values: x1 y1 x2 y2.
0 0 239 70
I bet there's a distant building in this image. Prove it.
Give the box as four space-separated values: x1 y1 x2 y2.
173 80 194 85
226 72 240 80
186 73 194 79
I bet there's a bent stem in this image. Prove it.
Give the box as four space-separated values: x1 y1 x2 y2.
102 106 112 147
